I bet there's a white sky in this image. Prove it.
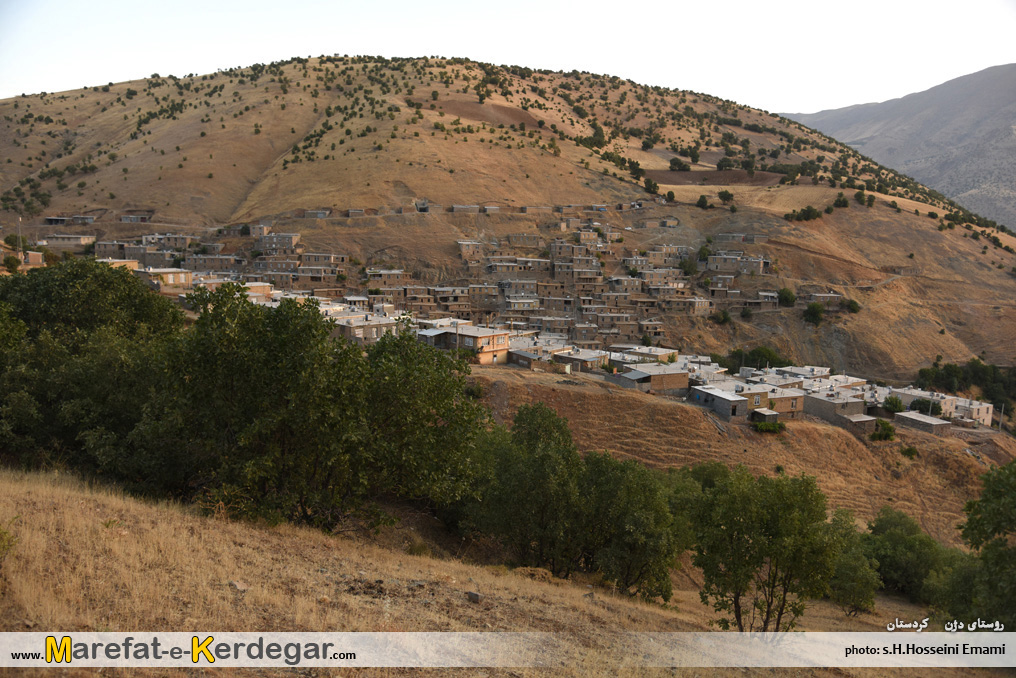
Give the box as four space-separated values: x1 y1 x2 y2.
1 0 1014 113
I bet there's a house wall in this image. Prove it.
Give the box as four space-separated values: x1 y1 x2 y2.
804 394 866 425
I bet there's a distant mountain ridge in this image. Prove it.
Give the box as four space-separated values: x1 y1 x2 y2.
786 64 1016 229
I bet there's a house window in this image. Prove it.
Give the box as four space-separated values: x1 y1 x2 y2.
754 395 761 406
791 399 797 409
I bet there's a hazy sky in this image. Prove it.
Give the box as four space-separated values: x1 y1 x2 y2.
1 0 1014 112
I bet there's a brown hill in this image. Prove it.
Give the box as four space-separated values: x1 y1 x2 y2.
2 56 1015 377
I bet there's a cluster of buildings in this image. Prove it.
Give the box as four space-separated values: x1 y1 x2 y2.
14 208 997 439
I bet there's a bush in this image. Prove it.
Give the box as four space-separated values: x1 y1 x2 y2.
752 421 785 434
777 288 796 307
909 398 943 416
711 309 731 325
803 302 824 325
883 395 904 413
870 419 896 441
696 195 709 209
863 506 944 601
900 446 918 459
841 299 861 313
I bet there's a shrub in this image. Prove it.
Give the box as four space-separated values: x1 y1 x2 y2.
777 288 796 307
883 395 904 413
803 302 824 325
870 419 896 441
752 421 785 434
900 446 918 459
909 398 943 417
696 195 709 209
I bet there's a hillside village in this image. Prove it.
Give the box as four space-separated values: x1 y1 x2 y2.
1 197 998 443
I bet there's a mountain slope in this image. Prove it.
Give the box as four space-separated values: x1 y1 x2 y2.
786 64 1016 229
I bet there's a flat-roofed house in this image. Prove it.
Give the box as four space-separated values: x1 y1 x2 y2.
690 385 748 421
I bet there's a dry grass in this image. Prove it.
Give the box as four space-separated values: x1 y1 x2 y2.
0 466 1006 678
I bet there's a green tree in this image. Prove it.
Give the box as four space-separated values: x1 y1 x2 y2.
909 398 943 416
131 284 370 518
362 326 487 506
716 157 735 171
883 395 904 413
803 302 824 325
777 288 796 307
717 190 734 204
960 461 1016 627
666 190 675 202
0 258 183 342
827 509 881 616
473 403 583 576
580 452 684 600
3 256 19 274
863 506 943 601
4 234 28 251
644 177 659 195
669 158 690 171
693 467 838 631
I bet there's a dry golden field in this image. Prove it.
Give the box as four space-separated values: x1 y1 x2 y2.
0 468 1006 678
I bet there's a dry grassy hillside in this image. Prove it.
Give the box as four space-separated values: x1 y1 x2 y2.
0 55 970 225
0 469 1004 678
472 366 1016 547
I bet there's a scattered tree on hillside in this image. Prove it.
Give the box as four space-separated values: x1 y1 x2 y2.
803 302 824 325
692 468 839 631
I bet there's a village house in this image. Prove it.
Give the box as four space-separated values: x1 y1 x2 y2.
95 257 139 270
133 267 193 290
458 241 484 260
609 362 689 395
803 391 867 426
553 348 610 373
331 313 404 346
894 411 952 436
417 324 510 364
183 254 244 273
690 385 748 421
38 234 96 250
507 233 542 248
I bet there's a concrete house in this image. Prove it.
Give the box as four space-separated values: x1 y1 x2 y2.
691 385 748 420
610 363 690 394
894 411 951 436
418 325 510 365
804 391 866 425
